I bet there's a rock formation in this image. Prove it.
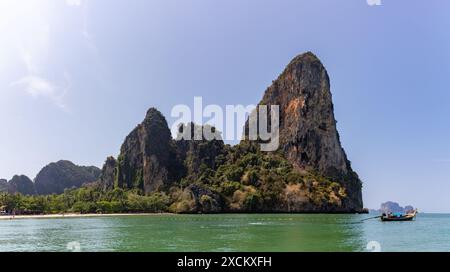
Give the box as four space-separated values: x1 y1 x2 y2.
115 108 181 193
175 123 226 181
34 160 101 195
246 52 363 211
378 202 415 214
7 175 36 195
184 184 223 213
97 51 364 213
99 156 117 191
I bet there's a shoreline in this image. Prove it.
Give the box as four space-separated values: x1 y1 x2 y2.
0 213 174 220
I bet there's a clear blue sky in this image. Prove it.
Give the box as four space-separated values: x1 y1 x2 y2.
0 0 449 212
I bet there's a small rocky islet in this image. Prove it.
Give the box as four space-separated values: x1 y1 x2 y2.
1 52 364 214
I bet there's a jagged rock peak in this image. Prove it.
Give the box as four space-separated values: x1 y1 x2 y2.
285 51 321 68
259 52 345 174
175 122 223 141
116 107 181 194
145 107 161 120
255 51 363 210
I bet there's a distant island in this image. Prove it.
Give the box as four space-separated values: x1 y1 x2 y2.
0 52 364 215
370 201 415 214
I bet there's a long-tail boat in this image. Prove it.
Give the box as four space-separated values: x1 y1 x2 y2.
381 209 418 222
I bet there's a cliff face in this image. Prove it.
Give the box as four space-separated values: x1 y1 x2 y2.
7 175 36 195
175 123 226 181
99 156 117 191
116 108 181 194
259 53 347 174
34 160 101 195
253 52 363 211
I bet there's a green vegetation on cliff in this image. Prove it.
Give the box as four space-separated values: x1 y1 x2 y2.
168 140 349 213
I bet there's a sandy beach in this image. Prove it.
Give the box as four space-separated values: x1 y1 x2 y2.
0 213 173 220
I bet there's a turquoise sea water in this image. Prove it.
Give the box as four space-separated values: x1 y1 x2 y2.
0 213 448 252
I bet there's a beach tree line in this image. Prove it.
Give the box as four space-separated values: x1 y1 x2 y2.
0 142 347 215
0 187 170 215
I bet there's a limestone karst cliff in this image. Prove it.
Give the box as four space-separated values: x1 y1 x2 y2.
248 52 363 211
99 156 117 191
115 108 182 194
100 52 363 213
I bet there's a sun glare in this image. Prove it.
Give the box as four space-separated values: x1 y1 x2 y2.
0 1 52 30
0 1 54 75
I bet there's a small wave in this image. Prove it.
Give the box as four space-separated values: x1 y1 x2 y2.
248 222 267 225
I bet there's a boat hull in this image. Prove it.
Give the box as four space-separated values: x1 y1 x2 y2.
381 210 417 222
381 216 415 222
